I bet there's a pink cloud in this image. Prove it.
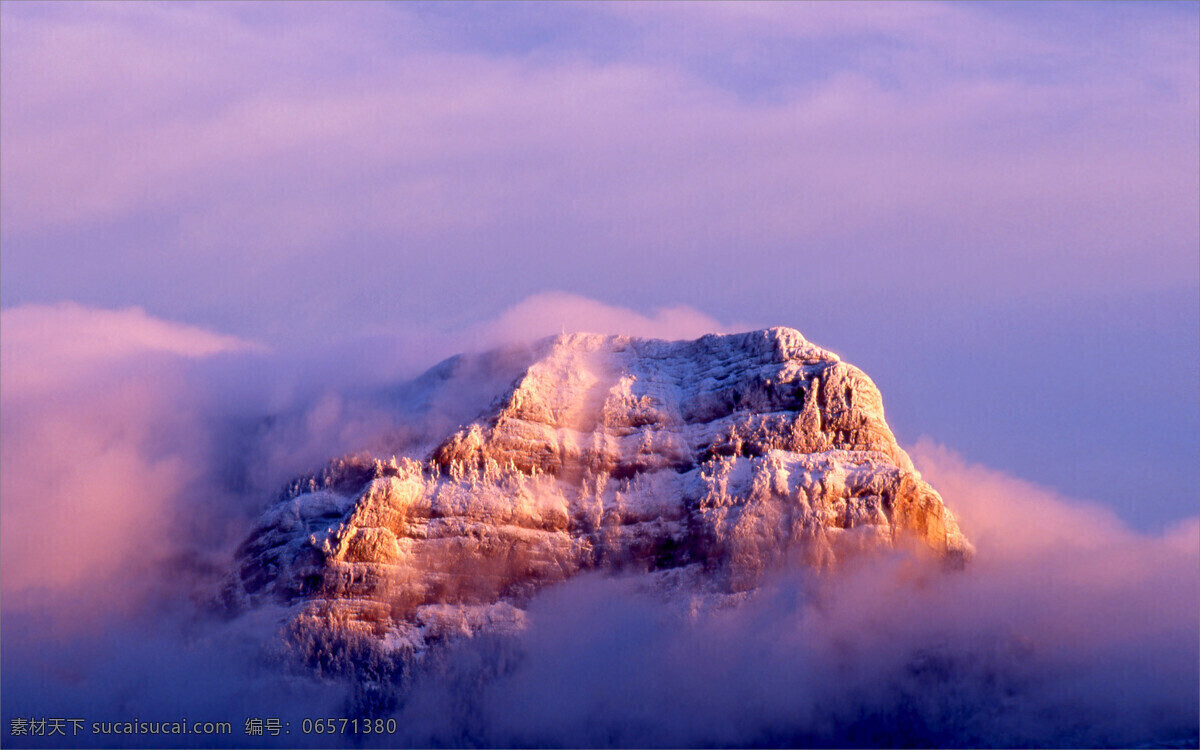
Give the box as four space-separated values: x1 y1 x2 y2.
0 304 257 601
910 438 1200 619
1 303 260 398
1 2 1194 303
463 291 743 347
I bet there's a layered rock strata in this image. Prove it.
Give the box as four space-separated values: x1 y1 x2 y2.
231 328 971 652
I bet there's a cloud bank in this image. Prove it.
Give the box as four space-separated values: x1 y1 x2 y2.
3 1 1195 532
2 301 1196 748
3 2 1195 338
383 442 1198 748
0 305 260 597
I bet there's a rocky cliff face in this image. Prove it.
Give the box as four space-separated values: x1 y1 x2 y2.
229 328 971 655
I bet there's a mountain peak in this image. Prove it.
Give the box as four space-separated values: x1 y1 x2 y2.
537 326 835 359
229 328 971 658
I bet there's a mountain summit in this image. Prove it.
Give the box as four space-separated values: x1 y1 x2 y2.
230 328 971 654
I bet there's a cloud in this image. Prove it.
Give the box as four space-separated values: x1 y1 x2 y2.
2 2 1195 346
1 303 260 397
384 442 1198 748
461 291 742 347
1 301 1195 747
0 304 260 598
908 438 1158 559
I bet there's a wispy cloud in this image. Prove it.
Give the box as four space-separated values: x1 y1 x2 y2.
1 303 260 396
462 291 743 346
2 2 1195 343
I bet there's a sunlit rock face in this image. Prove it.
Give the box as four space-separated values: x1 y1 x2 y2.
230 328 971 654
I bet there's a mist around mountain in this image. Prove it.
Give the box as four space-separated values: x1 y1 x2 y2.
1 305 1196 749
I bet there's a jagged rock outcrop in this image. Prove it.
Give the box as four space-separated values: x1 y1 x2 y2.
230 328 971 654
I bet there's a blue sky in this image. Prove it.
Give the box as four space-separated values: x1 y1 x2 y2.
1 0 1197 530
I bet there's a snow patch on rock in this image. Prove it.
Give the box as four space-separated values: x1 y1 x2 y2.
228 328 972 657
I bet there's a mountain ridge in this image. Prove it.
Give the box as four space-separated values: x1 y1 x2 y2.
228 327 972 656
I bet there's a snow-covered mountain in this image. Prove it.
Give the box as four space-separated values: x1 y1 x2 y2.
227 328 971 657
